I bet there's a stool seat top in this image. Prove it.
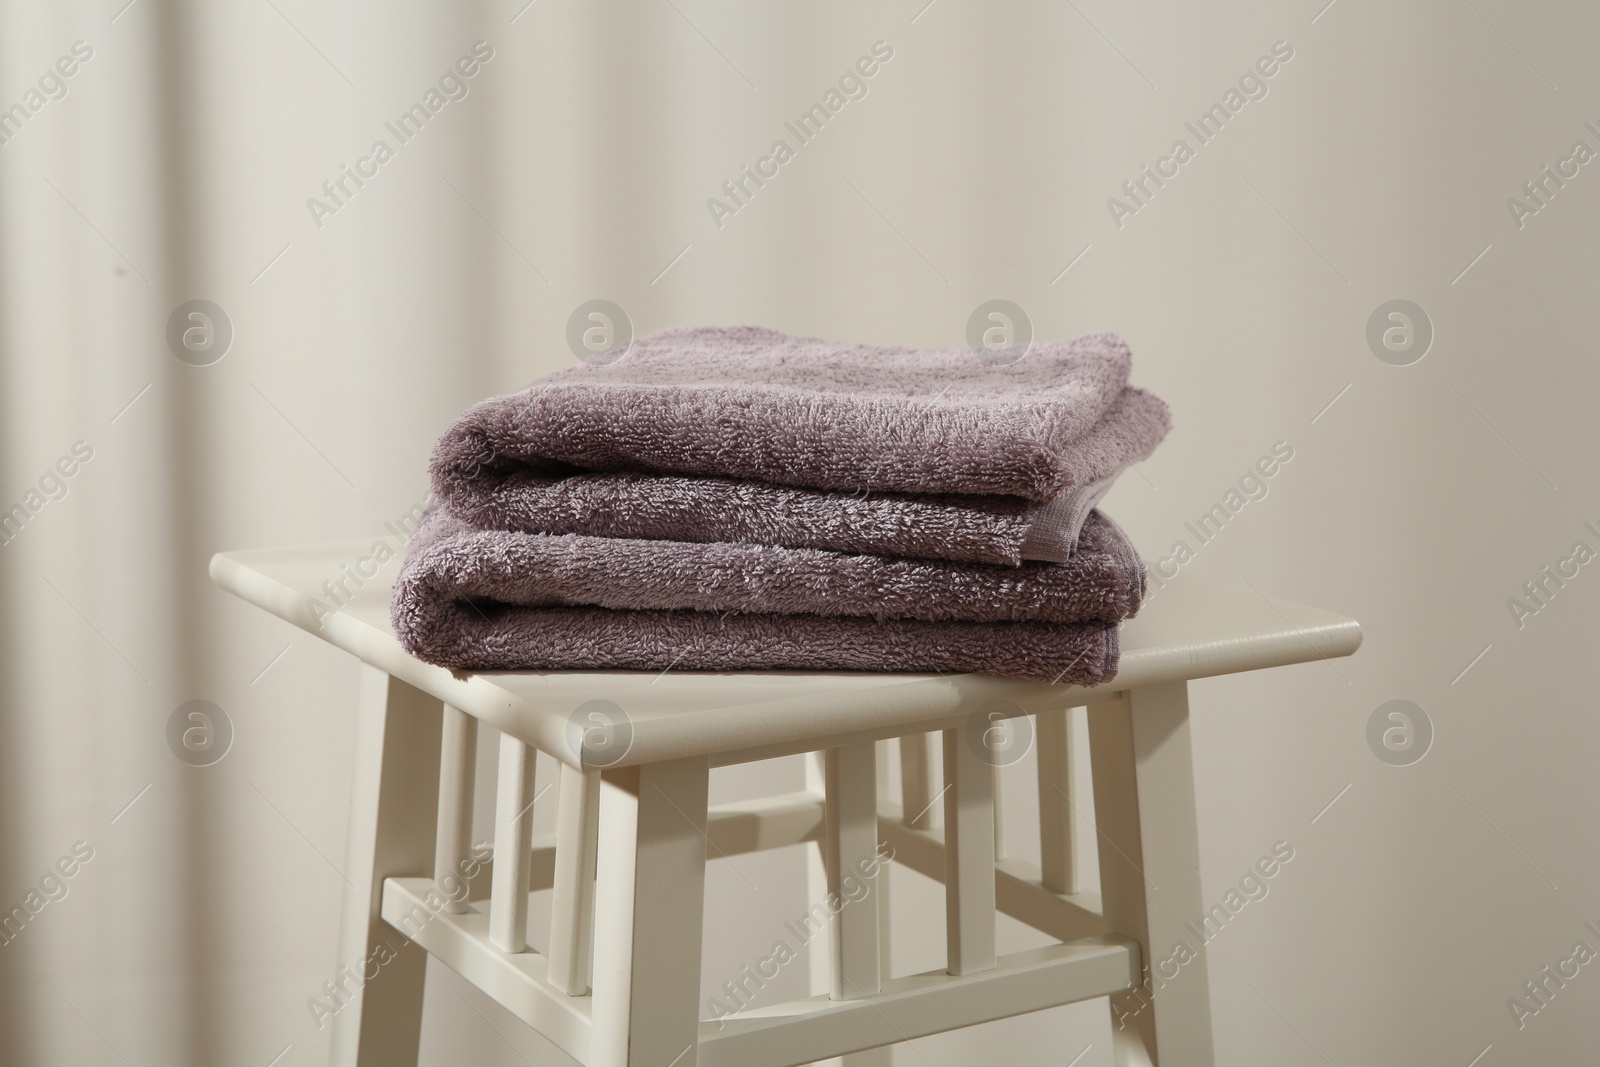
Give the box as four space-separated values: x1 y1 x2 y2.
211 539 1360 769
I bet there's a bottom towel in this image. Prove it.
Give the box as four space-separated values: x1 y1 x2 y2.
394 600 1119 683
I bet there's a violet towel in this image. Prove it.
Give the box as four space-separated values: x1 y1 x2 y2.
431 326 1170 564
391 508 1142 683
436 385 1170 566
432 325 1141 501
395 602 1119 684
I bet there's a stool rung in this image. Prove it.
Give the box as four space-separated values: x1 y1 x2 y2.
382 877 1133 1067
382 877 592 1063
548 765 600 995
489 735 538 953
434 705 479 913
877 800 1108 944
897 732 941 830
1036 706 1082 895
453 791 826 908
823 742 881 1000
697 938 1138 1067
941 728 996 975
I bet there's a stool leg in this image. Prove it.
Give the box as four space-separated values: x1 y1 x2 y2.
941 728 996 976
590 758 711 1067
549 764 601 995
1088 683 1214 1067
435 705 478 913
329 667 442 1067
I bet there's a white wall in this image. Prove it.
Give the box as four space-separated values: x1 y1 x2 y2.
1 1 1596 1064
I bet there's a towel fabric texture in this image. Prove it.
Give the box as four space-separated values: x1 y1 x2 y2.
436 381 1170 565
391 507 1132 683
395 326 1167 683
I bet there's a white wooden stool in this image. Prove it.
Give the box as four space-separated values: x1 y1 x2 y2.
211 544 1359 1067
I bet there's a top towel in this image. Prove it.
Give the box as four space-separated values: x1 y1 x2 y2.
432 325 1134 501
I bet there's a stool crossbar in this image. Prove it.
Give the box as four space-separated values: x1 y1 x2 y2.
211 544 1360 1067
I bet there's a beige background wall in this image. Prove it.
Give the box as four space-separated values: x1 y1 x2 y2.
1 1 1596 1063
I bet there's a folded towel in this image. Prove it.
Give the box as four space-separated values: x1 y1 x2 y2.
431 325 1142 503
435 383 1170 566
400 325 1164 682
391 507 1142 683
399 507 1144 624
395 601 1120 683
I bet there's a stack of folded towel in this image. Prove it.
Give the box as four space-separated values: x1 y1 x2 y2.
391 326 1169 684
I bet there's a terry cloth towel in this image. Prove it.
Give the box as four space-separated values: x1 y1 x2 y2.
390 508 1143 683
436 385 1169 566
430 326 1170 564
